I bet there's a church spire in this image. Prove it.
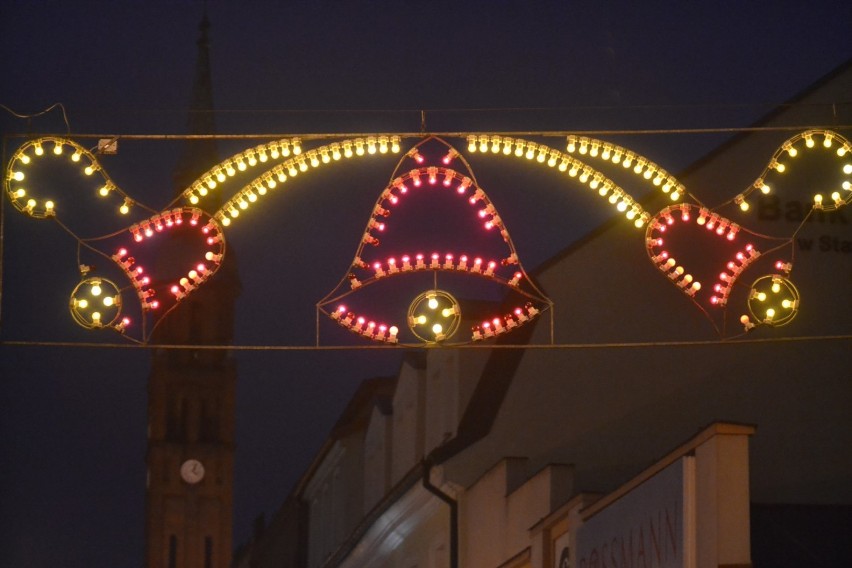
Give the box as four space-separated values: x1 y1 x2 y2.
173 11 220 199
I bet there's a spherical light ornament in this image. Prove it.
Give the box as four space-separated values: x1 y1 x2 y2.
407 289 461 343
70 277 122 330
747 274 799 326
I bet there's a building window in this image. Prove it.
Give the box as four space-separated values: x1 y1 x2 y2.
169 535 178 568
205 536 213 568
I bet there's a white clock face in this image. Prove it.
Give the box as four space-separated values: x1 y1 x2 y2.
180 459 205 484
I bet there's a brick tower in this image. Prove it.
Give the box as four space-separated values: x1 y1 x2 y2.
145 13 240 568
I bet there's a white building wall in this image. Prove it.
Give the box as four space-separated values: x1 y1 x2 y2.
391 363 426 485
363 405 392 515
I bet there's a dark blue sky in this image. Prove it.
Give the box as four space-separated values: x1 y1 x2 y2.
1 1 850 566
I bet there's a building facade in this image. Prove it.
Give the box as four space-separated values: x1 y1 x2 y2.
235 62 851 568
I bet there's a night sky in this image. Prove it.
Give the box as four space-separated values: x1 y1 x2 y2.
1 1 850 566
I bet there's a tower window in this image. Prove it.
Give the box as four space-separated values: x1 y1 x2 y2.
169 535 177 568
205 536 213 568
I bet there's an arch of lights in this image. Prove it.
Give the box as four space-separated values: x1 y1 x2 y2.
4 129 850 344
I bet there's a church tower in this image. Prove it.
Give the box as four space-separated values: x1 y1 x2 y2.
145 14 240 568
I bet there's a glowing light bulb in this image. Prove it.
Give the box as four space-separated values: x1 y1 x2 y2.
103 296 114 307
432 323 443 335
78 299 89 309
91 284 102 296
428 297 439 310
34 143 44 156
11 171 24 181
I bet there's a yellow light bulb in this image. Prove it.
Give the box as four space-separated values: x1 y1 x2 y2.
20 154 31 164
91 284 102 296
71 151 81 162
53 143 63 155
771 282 781 294
428 297 439 310
92 311 102 322
78 299 89 309
34 144 44 155
416 315 427 325
432 323 443 335
103 297 114 307
12 171 24 181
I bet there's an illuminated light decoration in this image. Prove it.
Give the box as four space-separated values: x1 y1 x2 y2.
646 204 765 311
472 303 542 341
406 290 461 343
176 137 307 205
319 136 550 345
4 137 132 219
565 134 680 203
736 129 852 213
746 274 800 327
329 306 398 343
69 277 123 330
8 130 842 345
118 208 225 317
208 137 403 227
478 136 652 224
